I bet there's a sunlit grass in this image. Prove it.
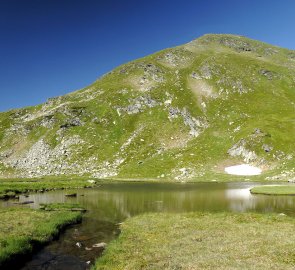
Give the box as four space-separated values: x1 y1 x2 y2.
95 212 295 269
0 205 82 268
251 185 295 195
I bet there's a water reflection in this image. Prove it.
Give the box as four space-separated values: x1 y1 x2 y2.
2 182 295 270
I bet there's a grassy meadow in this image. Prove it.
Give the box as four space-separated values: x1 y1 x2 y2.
95 212 295 270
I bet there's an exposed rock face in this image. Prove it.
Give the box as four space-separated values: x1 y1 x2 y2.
116 96 160 115
228 139 257 163
219 37 254 52
157 48 193 67
259 69 279 80
4 136 84 177
168 107 208 137
0 34 294 180
266 169 295 181
60 118 84 128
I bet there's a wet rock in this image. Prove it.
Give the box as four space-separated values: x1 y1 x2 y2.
65 193 77 197
92 242 107 249
71 208 87 212
76 242 82 248
13 200 34 205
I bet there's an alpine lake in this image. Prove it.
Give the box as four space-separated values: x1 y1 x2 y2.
1 181 295 270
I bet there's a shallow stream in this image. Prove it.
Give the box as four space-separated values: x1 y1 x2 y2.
2 181 295 270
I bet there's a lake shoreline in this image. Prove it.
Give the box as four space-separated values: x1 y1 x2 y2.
0 205 84 270
95 212 295 269
1 181 294 270
0 174 287 201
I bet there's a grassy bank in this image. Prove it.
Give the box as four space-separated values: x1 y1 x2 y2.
251 185 295 195
95 212 295 270
0 176 97 199
0 169 291 200
0 204 83 269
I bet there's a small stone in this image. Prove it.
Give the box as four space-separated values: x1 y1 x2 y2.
93 242 107 248
262 144 273 153
87 179 96 184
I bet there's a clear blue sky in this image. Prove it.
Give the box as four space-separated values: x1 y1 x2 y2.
0 0 294 112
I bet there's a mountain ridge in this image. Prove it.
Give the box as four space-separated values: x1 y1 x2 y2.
0 34 294 181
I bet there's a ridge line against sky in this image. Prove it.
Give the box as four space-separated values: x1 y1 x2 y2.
0 0 294 112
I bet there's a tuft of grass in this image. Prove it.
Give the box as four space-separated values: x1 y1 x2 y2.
251 185 295 195
0 204 83 268
94 212 295 270
0 177 97 199
39 203 86 212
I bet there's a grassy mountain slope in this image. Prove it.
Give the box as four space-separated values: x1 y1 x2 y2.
0 34 294 181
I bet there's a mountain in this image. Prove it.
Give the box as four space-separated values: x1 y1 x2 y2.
0 34 294 181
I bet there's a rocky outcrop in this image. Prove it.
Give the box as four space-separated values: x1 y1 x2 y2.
228 139 257 163
168 107 208 137
116 96 160 115
0 34 294 180
3 136 85 177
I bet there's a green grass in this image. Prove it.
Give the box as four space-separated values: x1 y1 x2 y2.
39 203 86 211
0 204 83 268
0 176 97 199
94 212 295 270
0 34 294 180
251 185 295 195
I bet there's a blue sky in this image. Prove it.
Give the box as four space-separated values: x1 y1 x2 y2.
0 0 294 112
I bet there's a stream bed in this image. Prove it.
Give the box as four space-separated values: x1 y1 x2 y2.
2 181 295 270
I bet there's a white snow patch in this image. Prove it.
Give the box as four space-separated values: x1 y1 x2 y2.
225 164 262 176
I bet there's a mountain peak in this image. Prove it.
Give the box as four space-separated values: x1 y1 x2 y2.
0 35 294 181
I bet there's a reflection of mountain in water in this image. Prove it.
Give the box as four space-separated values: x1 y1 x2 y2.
6 182 295 270
7 182 295 221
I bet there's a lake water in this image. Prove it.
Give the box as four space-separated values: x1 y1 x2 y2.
2 181 295 270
